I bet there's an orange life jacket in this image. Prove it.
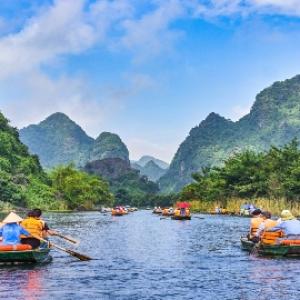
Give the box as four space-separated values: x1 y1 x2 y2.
21 217 43 238
263 219 278 230
250 217 264 236
261 231 283 245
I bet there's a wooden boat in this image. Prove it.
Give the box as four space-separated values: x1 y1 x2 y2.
171 215 191 220
240 236 300 257
152 208 162 214
111 209 124 216
0 247 51 265
171 208 191 220
240 237 255 251
161 208 174 216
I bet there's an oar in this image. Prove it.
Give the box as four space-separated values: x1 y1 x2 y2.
53 232 79 245
33 235 92 261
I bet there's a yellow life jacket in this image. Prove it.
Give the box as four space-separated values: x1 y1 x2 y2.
21 217 43 238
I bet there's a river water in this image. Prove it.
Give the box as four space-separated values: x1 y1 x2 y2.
0 210 300 300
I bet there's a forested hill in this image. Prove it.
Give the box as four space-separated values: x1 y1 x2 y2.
20 113 129 168
0 111 48 207
159 74 300 192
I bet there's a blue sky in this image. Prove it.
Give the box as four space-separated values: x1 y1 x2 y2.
1 0 300 162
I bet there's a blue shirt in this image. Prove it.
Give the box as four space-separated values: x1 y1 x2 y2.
0 223 30 245
269 219 300 236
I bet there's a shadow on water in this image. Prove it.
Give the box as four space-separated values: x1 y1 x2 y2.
1 211 300 299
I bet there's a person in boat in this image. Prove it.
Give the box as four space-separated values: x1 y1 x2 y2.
248 209 263 240
0 212 30 245
32 208 57 238
254 211 278 241
20 210 44 249
267 210 300 237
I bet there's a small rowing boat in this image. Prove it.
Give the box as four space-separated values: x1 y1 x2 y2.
0 247 51 265
241 233 300 257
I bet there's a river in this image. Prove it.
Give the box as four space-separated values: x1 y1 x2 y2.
0 210 300 300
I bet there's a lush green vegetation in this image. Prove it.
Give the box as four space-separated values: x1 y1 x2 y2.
0 111 48 208
103 169 159 207
180 140 300 204
160 75 300 192
90 132 129 163
20 112 93 168
0 112 114 210
50 165 114 210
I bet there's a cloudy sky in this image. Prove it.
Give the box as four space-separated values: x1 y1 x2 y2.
1 0 300 162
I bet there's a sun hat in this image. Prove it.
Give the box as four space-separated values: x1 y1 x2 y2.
2 212 23 224
280 210 295 221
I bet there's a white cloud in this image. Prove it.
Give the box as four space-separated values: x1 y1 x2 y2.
0 0 97 79
191 0 300 17
120 0 185 60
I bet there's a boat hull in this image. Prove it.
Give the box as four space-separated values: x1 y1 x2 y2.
171 215 191 220
0 248 52 265
240 237 255 251
240 237 300 257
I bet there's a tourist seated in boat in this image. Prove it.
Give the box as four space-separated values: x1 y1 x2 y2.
253 211 278 242
267 210 300 237
20 210 45 249
0 212 30 245
248 209 263 240
33 208 57 238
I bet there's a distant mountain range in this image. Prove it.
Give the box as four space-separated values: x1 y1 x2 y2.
159 74 300 192
20 113 129 168
130 155 169 182
133 156 169 169
19 113 168 182
19 74 300 194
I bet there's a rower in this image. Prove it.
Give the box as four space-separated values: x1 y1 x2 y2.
248 209 263 240
32 208 58 238
21 210 44 249
255 211 277 240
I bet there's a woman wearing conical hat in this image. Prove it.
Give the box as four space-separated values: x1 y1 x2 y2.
0 212 30 245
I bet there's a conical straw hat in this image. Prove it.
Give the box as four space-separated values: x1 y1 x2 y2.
2 212 23 224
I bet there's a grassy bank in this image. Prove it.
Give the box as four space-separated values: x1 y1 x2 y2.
189 198 300 217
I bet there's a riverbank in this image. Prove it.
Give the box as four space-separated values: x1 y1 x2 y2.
189 198 300 217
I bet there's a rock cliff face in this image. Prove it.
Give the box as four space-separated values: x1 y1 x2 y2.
20 113 129 168
159 75 300 192
84 158 131 180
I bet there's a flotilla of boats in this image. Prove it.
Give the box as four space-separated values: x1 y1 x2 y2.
2 202 300 267
152 202 192 220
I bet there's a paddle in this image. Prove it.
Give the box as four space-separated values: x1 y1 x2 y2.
53 232 79 245
33 235 92 261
